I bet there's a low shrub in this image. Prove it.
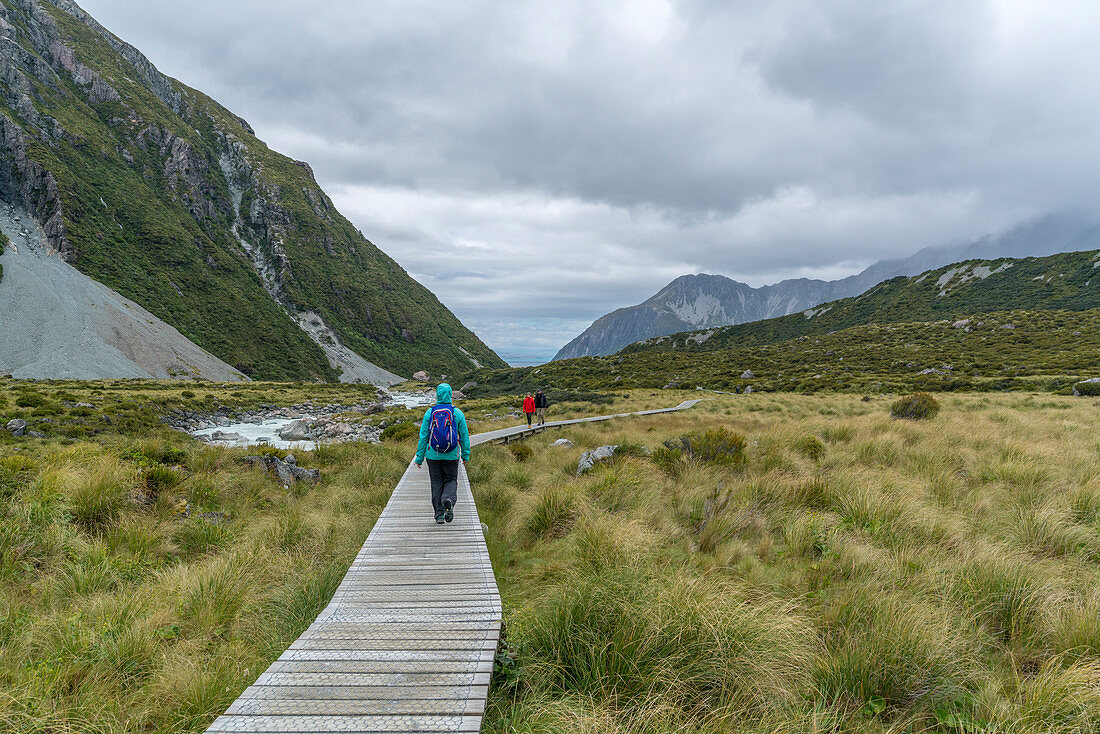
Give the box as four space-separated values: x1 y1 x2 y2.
651 445 684 475
14 393 47 408
683 427 748 466
796 434 826 462
1073 380 1100 397
890 392 940 420
381 422 419 442
509 442 533 462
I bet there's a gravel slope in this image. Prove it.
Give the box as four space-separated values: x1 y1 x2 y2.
0 205 247 381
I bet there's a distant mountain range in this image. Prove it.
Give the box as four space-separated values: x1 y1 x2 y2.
462 247 1100 398
553 213 1100 360
626 248 1100 356
0 0 505 382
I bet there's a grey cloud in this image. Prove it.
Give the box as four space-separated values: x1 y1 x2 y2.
74 0 1100 361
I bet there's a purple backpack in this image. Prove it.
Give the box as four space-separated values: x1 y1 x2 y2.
428 404 458 452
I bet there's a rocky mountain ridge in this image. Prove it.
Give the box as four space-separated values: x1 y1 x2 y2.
626 248 1100 356
0 0 505 382
554 213 1100 360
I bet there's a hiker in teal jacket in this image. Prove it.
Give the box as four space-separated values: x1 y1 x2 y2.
414 383 471 523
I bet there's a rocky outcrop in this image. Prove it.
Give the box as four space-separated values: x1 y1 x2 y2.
577 445 619 475
5 418 26 436
245 453 319 488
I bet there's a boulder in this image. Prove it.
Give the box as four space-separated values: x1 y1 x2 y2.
27 431 46 439
551 438 574 448
452 390 466 401
741 370 755 379
245 454 320 488
1001 323 1016 330
577 445 619 475
209 430 247 444
744 385 755 394
277 419 313 441
412 370 430 382
952 319 971 329
5 418 27 437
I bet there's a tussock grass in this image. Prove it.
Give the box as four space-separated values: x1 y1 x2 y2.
0 386 406 732
481 391 1100 732
10 386 1100 731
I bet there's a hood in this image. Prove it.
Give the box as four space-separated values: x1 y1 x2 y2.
436 383 453 404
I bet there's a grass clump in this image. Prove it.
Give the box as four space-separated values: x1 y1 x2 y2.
523 486 576 541
68 459 134 530
891 391 941 420
524 567 809 717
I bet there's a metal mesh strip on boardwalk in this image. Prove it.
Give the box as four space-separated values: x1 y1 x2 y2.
206 399 699 733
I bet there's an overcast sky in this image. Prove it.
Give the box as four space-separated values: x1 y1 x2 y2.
79 0 1100 364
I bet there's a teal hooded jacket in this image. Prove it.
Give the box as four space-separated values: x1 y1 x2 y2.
414 383 471 464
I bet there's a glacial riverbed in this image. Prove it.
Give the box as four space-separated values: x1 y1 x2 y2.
185 390 436 449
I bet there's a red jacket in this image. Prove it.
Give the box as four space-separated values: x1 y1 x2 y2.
523 396 535 413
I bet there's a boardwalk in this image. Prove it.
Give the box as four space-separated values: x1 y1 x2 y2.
206 399 701 733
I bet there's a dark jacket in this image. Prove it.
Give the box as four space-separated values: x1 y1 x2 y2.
534 391 548 408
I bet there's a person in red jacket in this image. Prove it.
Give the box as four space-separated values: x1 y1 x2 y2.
522 393 536 426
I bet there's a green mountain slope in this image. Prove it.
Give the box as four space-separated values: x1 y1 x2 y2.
0 0 505 380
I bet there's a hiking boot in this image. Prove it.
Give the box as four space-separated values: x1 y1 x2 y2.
435 514 445 524
443 499 454 523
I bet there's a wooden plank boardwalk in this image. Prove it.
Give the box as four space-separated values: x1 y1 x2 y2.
206 399 701 733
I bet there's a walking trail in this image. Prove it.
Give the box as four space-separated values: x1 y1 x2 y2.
205 399 702 733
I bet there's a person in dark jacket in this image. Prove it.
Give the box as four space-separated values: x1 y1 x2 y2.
414 383 471 524
534 389 548 425
522 393 535 426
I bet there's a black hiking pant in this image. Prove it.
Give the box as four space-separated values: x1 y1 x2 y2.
525 412 533 426
426 459 459 517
